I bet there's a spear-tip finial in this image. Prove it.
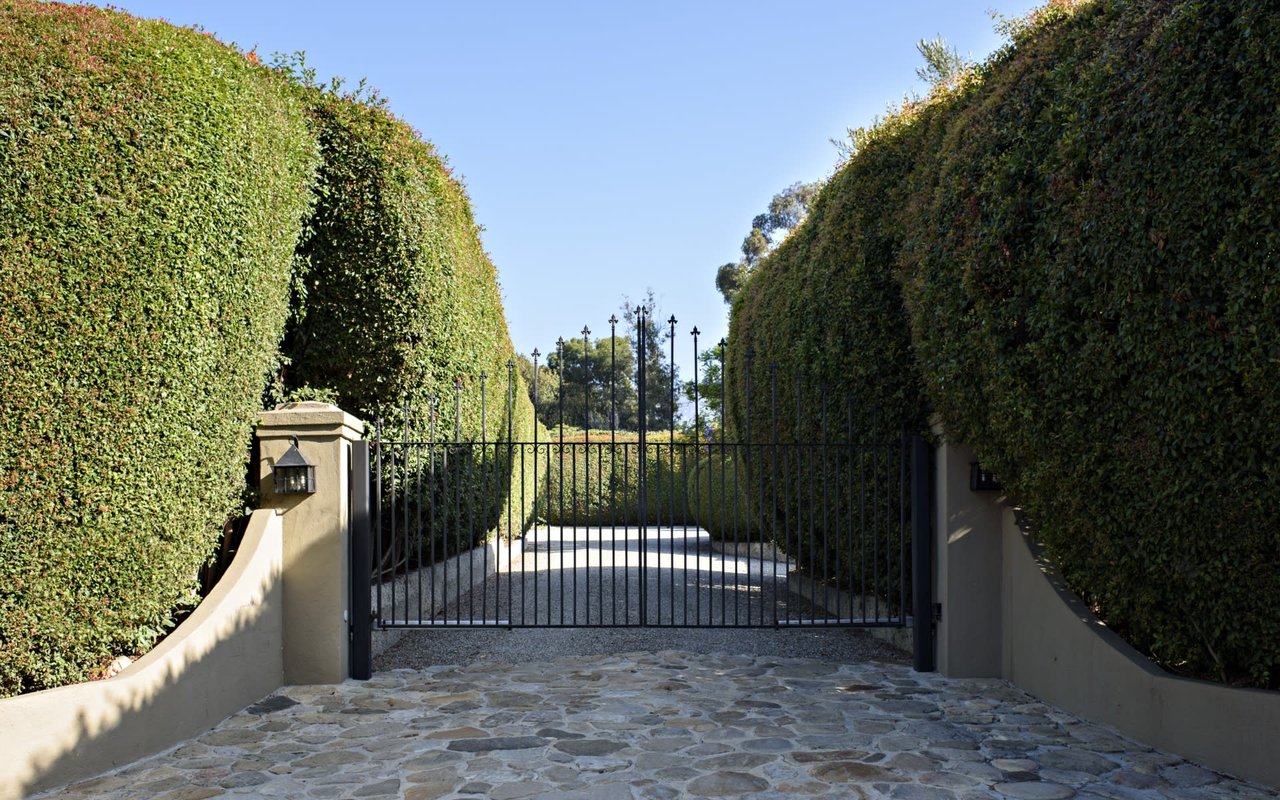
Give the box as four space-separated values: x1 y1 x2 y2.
556 336 564 348
691 326 700 337
718 338 727 349
608 314 618 326
582 325 591 337
531 348 540 361
667 314 677 327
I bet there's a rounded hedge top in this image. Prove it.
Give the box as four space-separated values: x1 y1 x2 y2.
284 86 531 442
729 0 1277 687
899 0 1280 686
0 0 317 696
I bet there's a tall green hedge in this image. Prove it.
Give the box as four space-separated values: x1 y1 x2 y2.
723 93 942 602
541 441 684 527
729 0 1279 686
0 1 317 696
280 84 538 554
899 0 1280 687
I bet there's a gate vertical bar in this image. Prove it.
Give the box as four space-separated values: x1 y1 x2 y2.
428 396 438 623
531 350 540 627
349 440 372 679
668 315 677 626
637 306 647 626
480 373 489 624
507 360 516 628
557 337 566 625
609 316 619 626
770 364 779 627
453 382 464 623
911 434 935 671
582 325 591 626
691 327 701 627
718 339 727 624
373 414 384 626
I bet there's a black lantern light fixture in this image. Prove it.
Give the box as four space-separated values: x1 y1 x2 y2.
273 436 316 495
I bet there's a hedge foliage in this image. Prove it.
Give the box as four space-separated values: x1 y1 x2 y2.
279 82 538 551
537 437 756 543
0 2 317 696
899 0 1280 687
729 0 1280 686
542 439 694 528
723 90 938 601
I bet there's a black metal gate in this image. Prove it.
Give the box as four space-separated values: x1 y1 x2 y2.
349 310 934 673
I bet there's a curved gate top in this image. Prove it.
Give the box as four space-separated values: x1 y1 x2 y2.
348 308 934 670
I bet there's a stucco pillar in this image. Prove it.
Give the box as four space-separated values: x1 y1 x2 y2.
257 402 364 684
931 416 1005 678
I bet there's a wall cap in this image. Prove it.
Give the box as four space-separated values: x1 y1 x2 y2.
257 404 364 440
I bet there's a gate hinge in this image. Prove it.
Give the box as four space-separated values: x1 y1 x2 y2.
932 602 942 623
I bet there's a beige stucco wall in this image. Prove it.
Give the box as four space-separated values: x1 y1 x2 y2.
1001 508 1280 788
0 509 284 800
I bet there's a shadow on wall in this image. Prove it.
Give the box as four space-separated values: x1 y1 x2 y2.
0 510 285 800
1000 507 1280 790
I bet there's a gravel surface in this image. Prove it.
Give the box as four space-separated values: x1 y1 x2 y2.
377 619 908 670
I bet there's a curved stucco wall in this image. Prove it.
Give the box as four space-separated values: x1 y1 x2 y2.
1001 507 1280 789
0 508 284 800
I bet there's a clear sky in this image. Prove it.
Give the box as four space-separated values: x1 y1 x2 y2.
91 0 1042 379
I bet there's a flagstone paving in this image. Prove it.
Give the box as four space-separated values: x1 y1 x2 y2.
34 651 1273 800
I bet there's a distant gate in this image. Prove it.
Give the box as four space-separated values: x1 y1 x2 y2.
349 309 933 660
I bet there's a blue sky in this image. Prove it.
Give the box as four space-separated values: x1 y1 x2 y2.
94 0 1042 378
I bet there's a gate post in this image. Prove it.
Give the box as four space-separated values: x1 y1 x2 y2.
349 440 372 680
256 402 365 684
929 417 1005 678
910 434 936 672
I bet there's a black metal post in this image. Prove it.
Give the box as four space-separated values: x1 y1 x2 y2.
349 440 372 679
911 433 935 672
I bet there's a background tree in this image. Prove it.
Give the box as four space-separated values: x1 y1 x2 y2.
622 291 682 431
914 35 968 87
544 332 637 430
715 181 821 304
516 352 560 429
683 345 725 434
715 262 748 304
833 35 971 164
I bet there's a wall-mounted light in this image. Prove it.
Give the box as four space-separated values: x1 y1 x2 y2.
273 436 316 495
969 462 1003 492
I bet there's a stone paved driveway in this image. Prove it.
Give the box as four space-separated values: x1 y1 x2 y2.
35 650 1272 800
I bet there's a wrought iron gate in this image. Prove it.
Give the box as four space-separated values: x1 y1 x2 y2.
349 310 934 671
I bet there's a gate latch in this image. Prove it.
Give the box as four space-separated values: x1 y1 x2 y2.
932 602 942 623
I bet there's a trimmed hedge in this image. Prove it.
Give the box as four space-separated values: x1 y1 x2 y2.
729 0 1279 686
686 451 757 543
537 436 757 543
899 0 1280 687
540 438 692 528
723 92 941 601
280 84 538 553
0 2 317 696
